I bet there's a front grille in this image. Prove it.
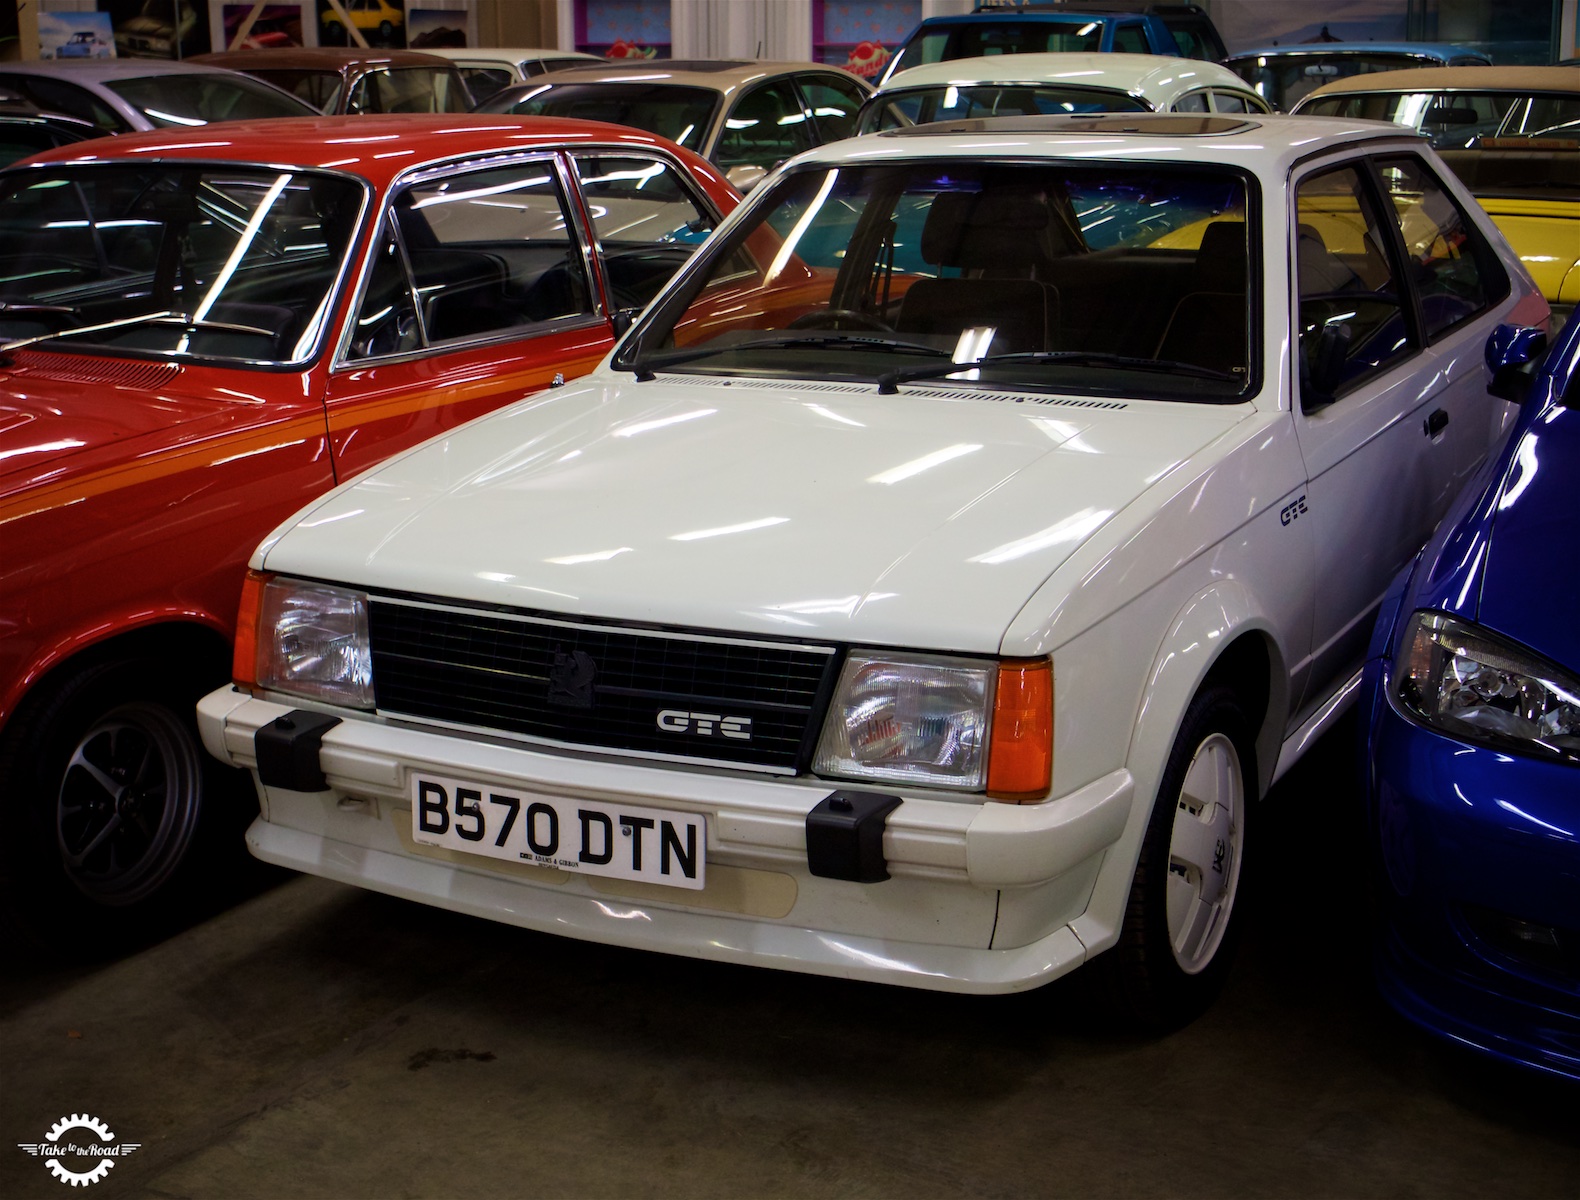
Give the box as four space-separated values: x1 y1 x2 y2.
370 598 839 772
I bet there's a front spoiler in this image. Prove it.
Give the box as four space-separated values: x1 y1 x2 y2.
199 686 1134 992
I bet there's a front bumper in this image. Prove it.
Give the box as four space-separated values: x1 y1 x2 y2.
199 687 1134 993
1367 677 1580 1079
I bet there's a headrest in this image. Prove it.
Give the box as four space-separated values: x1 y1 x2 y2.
920 189 1060 271
1195 220 1247 292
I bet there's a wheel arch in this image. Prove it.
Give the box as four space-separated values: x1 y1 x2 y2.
1070 579 1289 959
3 618 233 741
1128 580 1288 803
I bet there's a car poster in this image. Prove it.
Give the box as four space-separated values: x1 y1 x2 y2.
221 3 306 51
38 12 115 60
316 0 406 49
408 8 465 50
104 0 211 60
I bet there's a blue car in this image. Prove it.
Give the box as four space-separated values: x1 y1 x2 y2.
877 9 1182 85
1222 42 1492 111
1360 318 1580 1079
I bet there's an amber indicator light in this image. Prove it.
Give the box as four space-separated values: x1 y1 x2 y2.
232 570 269 688
986 659 1053 802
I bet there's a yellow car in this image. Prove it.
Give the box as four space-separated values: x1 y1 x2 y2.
321 0 403 45
1296 66 1580 322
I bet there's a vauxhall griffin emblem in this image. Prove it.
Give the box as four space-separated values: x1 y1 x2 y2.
547 647 597 709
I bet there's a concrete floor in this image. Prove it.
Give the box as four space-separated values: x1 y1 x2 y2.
4 717 1578 1199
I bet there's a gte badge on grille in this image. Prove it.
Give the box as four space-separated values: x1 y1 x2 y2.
657 710 752 740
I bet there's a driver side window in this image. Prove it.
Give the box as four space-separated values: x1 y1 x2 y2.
1294 163 1411 410
1375 154 1502 340
573 153 714 310
346 219 419 360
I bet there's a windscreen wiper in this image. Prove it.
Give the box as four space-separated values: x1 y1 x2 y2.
0 301 80 315
0 310 275 352
623 334 950 382
875 350 1241 395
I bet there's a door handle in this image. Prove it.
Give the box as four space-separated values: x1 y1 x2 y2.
1423 408 1449 438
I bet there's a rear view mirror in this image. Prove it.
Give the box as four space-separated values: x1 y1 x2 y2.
1484 323 1547 403
725 164 768 193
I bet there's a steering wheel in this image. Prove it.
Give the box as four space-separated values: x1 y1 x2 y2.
786 307 895 333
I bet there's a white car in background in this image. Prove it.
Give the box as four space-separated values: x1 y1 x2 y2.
855 51 1269 134
199 113 1546 1030
422 47 602 103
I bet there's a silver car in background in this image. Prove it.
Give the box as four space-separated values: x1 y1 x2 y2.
0 59 316 133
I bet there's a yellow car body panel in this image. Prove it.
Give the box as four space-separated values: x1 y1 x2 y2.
1472 197 1580 307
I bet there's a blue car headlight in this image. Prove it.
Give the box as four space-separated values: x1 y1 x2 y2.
1397 611 1580 762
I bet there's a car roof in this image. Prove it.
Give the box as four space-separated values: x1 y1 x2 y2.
875 52 1256 98
1298 64 1580 98
1224 42 1490 62
424 48 601 66
13 114 693 187
913 10 1152 25
526 60 855 92
0 59 249 81
192 48 459 71
809 112 1422 176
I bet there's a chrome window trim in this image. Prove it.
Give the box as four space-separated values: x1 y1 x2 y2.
330 147 605 371
568 147 723 319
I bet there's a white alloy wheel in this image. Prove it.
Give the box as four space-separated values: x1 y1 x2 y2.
1166 730 1244 974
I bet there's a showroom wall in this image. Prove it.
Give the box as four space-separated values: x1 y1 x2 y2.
17 0 1580 62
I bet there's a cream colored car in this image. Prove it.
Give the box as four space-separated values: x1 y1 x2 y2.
474 59 872 191
857 52 1269 134
1297 66 1580 320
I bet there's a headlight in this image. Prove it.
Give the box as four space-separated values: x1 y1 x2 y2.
237 573 374 709
814 653 1053 798
1397 611 1580 762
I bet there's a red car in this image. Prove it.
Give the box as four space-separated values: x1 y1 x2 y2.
0 114 736 940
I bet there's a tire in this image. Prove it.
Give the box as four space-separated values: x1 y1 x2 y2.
379 20 394 41
0 654 257 950
1100 683 1255 1031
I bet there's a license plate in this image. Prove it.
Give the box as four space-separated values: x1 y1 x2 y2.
409 773 705 890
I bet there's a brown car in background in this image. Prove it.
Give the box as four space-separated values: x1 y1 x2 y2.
191 47 471 114
476 59 871 192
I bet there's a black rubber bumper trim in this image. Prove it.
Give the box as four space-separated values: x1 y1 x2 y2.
806 789 902 883
255 710 343 792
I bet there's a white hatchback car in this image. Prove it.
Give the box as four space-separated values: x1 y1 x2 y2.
199 113 1547 1028
856 51 1270 134
421 47 601 103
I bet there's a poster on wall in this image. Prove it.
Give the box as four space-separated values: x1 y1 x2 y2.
221 4 306 50
39 12 115 59
814 0 918 76
577 0 668 59
106 0 211 59
408 8 464 49
316 0 405 49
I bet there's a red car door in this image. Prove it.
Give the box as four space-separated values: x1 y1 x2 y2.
321 150 615 479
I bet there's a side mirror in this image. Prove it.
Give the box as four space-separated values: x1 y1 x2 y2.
611 307 638 337
1301 320 1351 411
1485 323 1547 404
725 164 768 193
